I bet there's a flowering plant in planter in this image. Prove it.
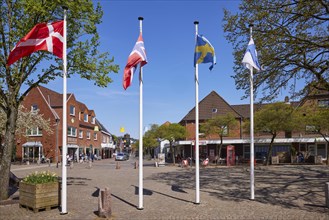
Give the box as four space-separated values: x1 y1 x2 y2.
21 171 58 185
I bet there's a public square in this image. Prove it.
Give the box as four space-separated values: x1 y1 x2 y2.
1 158 328 220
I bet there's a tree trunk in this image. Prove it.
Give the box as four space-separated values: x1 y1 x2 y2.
266 133 276 166
218 135 223 158
0 106 18 200
169 142 175 165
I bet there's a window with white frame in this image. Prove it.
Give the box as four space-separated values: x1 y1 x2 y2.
91 116 95 124
102 135 106 143
94 132 97 140
67 126 77 137
221 125 228 136
79 130 83 138
86 131 91 139
305 125 317 133
70 105 75 116
318 99 329 108
84 113 88 122
26 127 42 136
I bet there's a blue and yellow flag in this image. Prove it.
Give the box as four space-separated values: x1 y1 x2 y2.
194 34 216 70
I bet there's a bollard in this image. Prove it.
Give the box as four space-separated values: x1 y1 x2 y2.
325 182 329 208
98 187 112 218
85 160 92 169
116 162 120 169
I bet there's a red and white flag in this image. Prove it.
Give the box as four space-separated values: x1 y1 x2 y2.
7 20 64 66
123 34 147 90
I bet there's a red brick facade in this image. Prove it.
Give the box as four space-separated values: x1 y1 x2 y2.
16 86 113 163
176 90 329 163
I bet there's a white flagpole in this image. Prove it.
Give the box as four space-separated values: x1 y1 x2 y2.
138 16 144 210
249 23 255 200
194 21 200 205
61 6 68 215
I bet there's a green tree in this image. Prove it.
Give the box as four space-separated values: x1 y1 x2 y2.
223 0 329 102
157 123 186 165
143 124 159 157
200 113 238 161
247 102 298 165
301 106 329 165
0 0 119 199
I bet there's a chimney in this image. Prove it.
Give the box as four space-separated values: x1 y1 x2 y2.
284 96 290 103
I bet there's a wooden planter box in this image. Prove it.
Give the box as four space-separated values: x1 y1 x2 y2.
19 182 59 212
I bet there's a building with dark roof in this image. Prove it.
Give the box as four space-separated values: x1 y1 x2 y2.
175 90 328 164
16 86 115 163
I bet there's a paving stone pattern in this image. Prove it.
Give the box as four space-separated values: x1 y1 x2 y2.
1 159 328 220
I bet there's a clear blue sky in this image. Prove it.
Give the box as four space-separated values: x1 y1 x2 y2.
44 0 287 139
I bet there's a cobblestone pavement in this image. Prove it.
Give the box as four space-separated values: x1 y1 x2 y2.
1 158 329 220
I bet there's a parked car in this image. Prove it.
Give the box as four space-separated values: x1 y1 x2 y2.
115 153 128 161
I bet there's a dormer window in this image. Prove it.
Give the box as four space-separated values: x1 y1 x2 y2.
31 104 38 112
84 113 88 122
70 105 75 116
91 116 95 124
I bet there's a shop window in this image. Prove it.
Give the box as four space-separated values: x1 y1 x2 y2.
317 144 326 159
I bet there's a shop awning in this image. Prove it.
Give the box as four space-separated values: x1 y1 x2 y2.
22 141 42 147
101 143 115 149
67 144 79 149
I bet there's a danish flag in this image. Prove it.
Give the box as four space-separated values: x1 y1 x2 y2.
7 21 64 66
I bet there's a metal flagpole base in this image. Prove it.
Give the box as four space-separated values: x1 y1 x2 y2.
137 207 144 211
60 212 68 215
194 202 200 205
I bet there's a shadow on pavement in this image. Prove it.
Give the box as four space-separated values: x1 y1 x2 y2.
132 185 153 196
131 185 193 204
111 193 137 209
146 165 329 214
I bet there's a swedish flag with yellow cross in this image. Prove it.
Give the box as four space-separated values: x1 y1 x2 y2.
194 34 216 70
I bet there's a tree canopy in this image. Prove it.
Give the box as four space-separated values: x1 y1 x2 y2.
157 122 186 165
251 102 299 165
300 105 329 165
143 124 160 156
0 0 119 200
223 0 329 102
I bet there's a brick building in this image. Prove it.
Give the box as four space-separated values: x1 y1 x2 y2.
175 90 329 164
16 86 114 163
